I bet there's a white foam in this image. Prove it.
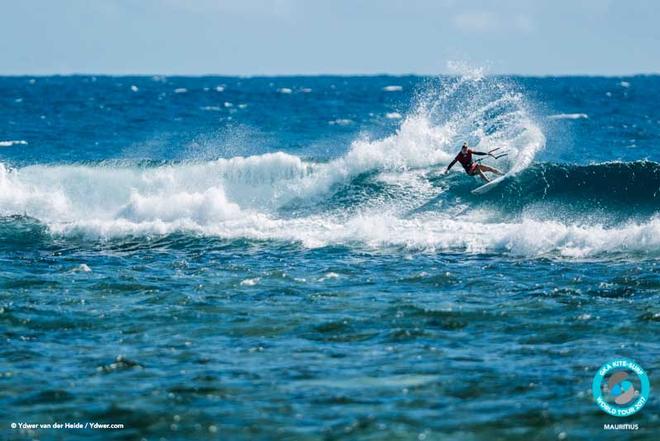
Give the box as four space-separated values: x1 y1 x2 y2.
385 112 402 119
119 186 243 223
130 85 139 92
71 263 92 273
319 272 340 281
0 140 28 147
383 85 403 92
43 209 660 258
174 88 188 94
328 119 352 126
548 113 589 120
277 88 292 94
240 277 260 286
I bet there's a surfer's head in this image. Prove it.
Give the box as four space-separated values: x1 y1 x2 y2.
461 143 468 153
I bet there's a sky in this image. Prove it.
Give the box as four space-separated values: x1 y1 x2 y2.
0 0 658 76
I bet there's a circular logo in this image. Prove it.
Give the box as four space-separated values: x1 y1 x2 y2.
592 358 650 417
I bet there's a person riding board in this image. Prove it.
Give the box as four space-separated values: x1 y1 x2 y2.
445 142 503 183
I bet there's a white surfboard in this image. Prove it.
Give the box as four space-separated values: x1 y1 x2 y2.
471 174 508 195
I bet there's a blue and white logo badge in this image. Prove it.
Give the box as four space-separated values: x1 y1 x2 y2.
592 358 650 417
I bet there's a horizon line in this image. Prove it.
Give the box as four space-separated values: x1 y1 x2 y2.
1 71 659 78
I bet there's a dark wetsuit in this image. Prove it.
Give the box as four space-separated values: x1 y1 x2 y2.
447 149 488 175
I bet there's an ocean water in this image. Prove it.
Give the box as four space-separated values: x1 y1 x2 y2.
0 72 658 440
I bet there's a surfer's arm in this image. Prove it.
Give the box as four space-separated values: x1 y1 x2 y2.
471 151 488 156
445 157 458 172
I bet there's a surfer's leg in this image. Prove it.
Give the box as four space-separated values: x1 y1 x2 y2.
479 165 503 176
475 168 490 183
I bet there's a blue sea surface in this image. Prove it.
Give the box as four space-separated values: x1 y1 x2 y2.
0 74 658 440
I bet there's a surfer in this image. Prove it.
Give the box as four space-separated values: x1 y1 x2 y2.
444 143 503 183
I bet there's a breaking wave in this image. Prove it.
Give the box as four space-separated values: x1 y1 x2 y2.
1 72 657 258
